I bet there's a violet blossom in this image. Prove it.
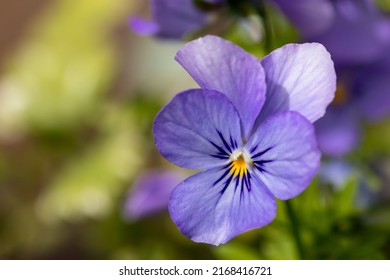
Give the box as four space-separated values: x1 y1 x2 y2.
274 0 390 65
123 170 184 220
130 0 225 39
153 35 336 245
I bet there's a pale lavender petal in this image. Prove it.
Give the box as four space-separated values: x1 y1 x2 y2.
123 170 184 220
309 0 390 64
129 17 159 35
151 0 206 39
169 167 276 245
315 108 360 156
254 43 336 127
246 111 320 200
273 0 334 37
175 35 266 140
154 89 242 170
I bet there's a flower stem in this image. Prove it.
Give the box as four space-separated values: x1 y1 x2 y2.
285 200 305 259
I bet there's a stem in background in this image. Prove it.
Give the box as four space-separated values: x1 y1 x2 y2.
285 200 305 259
249 0 273 53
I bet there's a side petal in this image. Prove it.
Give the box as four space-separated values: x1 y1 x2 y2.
255 43 336 128
175 35 266 140
151 0 206 39
246 111 320 200
169 168 276 245
154 89 242 170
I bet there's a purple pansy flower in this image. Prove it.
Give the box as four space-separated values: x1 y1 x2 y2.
123 170 184 220
130 0 225 39
153 35 336 245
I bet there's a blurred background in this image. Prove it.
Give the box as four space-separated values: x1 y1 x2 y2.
0 0 390 259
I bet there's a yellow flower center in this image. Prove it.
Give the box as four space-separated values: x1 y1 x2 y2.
229 153 250 177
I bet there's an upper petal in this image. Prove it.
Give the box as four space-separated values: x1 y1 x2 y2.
175 35 266 140
254 43 336 128
169 167 276 245
151 0 206 39
153 89 242 170
246 111 320 200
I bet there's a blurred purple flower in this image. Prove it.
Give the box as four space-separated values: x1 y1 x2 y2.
316 54 390 156
318 159 354 188
315 106 360 156
275 0 390 65
123 170 184 220
275 0 390 155
353 53 390 121
129 0 225 39
153 35 336 245
272 0 335 37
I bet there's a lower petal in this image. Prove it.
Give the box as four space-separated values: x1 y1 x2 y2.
169 168 276 245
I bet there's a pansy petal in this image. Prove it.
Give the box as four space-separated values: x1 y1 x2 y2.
246 111 320 200
123 170 184 220
154 89 242 170
273 0 334 37
151 0 206 39
254 43 336 128
169 167 276 245
175 35 266 140
315 108 360 156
